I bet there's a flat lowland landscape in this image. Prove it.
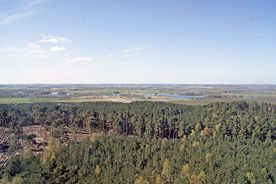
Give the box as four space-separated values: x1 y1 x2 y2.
1 84 276 105
2 95 276 106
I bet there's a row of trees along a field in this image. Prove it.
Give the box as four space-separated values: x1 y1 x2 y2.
0 101 276 183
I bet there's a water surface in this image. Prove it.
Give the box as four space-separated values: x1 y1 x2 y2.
147 94 205 99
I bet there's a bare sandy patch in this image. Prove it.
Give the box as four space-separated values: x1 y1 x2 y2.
87 98 132 103
77 95 119 99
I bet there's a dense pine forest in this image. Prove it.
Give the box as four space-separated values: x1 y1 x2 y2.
1 101 276 183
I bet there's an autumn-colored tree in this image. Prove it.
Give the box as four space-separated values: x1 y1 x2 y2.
161 159 171 183
195 123 202 131
150 171 156 183
203 127 211 136
161 138 168 146
193 141 199 147
215 124 221 132
95 165 101 180
155 175 161 184
246 172 256 184
198 171 206 184
41 137 60 165
212 131 217 138
182 164 191 179
180 144 185 151
261 168 267 174
190 173 199 184
205 153 212 162
182 135 186 141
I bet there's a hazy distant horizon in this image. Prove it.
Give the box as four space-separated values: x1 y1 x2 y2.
1 83 276 86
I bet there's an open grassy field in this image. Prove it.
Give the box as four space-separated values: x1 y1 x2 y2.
1 96 276 105
221 91 276 97
0 98 92 104
0 98 32 104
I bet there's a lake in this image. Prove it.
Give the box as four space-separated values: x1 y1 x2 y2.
146 94 206 99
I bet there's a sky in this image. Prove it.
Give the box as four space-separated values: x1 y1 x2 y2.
0 0 275 84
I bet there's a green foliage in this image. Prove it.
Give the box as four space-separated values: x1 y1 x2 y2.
135 176 150 184
1 101 276 183
0 133 276 183
1 100 276 142
90 132 99 142
22 148 33 159
0 176 22 184
246 172 256 184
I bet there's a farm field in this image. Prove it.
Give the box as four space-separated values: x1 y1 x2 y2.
1 84 276 105
0 98 32 104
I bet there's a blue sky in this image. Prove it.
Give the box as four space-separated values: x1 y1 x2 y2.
0 0 275 84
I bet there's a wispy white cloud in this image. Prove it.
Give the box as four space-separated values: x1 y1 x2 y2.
75 57 93 61
24 0 47 7
0 11 34 26
50 46 66 51
38 36 72 43
117 53 139 59
0 0 46 26
98 47 143 64
98 53 138 65
65 57 93 63
56 37 72 42
123 47 142 53
26 42 47 54
0 46 47 59
38 39 58 43
27 43 40 48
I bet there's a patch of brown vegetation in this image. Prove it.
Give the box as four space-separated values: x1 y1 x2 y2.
0 125 93 165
